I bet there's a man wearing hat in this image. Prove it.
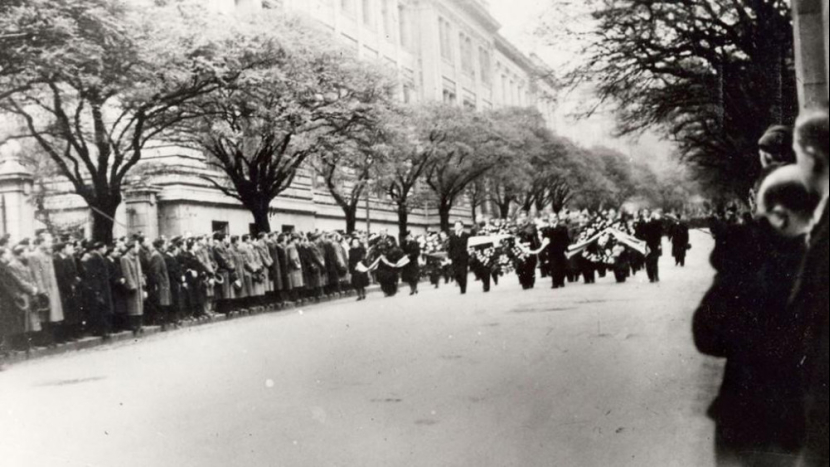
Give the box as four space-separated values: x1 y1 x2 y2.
54 240 82 341
211 233 235 315
80 241 113 339
1 244 41 355
758 125 796 170
147 239 172 327
28 233 64 345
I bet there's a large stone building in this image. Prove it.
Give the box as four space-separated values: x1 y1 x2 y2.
1 0 559 240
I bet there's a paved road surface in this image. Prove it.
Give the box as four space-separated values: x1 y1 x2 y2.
1 232 723 467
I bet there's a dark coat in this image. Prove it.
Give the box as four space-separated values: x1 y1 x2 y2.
448 232 470 264
671 222 691 258
349 247 370 289
81 251 113 319
790 204 829 465
107 255 128 317
267 241 283 292
642 220 664 256
694 220 809 451
54 254 82 325
322 240 341 287
164 252 187 311
401 241 421 284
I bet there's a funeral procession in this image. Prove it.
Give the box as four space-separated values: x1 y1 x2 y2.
0 0 827 466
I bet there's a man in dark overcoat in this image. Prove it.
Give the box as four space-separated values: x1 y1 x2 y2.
53 241 82 341
147 239 172 326
81 242 113 338
671 216 691 267
642 213 665 283
790 109 829 467
544 214 571 289
448 221 470 295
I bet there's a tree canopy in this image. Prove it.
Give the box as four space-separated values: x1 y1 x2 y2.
544 0 797 199
0 0 235 241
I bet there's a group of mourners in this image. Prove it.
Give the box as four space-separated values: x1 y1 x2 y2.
410 207 688 298
693 107 828 466
0 230 389 358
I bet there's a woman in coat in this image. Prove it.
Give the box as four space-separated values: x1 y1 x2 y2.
229 236 251 307
120 241 145 334
212 234 235 306
1 246 40 351
349 238 370 301
285 236 304 300
375 236 403 298
28 236 64 327
241 235 266 300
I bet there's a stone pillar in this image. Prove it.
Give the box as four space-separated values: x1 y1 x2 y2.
793 0 829 107
125 186 162 240
0 151 35 242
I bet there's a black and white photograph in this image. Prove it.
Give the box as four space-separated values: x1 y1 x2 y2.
0 0 827 465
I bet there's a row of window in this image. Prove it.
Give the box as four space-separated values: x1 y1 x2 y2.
337 0 414 48
439 17 493 85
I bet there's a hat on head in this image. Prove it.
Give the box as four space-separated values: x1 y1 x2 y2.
17 238 31 247
758 125 795 164
0 234 10 247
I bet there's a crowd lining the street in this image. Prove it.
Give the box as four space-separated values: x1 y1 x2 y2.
0 106 826 466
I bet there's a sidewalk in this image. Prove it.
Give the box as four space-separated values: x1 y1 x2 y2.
1 287 378 369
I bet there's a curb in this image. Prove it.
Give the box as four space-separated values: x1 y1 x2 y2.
1 287 375 369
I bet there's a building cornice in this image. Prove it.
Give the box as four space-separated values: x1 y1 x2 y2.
448 0 501 33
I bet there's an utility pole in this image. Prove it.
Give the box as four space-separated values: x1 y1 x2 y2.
365 190 371 235
1 195 6 236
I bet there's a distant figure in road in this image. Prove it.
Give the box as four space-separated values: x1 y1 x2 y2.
642 212 664 283
348 239 369 302
401 232 421 296
789 108 829 467
448 221 470 295
670 215 691 267
694 166 820 467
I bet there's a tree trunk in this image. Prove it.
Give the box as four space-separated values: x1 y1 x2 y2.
439 200 452 232
250 202 272 235
90 201 118 244
498 201 511 219
471 203 478 225
344 207 358 235
397 203 409 244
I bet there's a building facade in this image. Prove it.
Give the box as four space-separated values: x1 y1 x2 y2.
9 0 558 240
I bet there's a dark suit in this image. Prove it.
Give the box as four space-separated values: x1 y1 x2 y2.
643 220 664 282
54 255 82 329
448 232 470 294
671 222 691 267
544 225 570 289
790 203 829 466
81 252 113 337
695 220 809 464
